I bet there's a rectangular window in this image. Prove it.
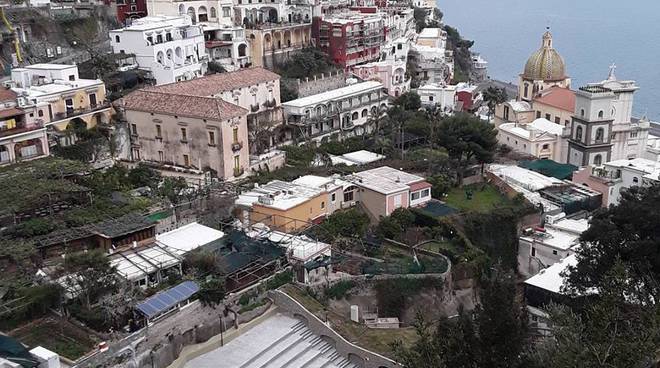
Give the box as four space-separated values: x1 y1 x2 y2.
89 93 97 107
321 201 325 209
552 250 558 255
181 127 187 141
411 192 420 201
531 247 536 257
630 131 638 138
222 7 231 17
421 189 430 197
344 191 354 202
132 148 140 160
234 155 240 169
503 105 510 121
545 113 551 120
208 131 215 145
156 124 162 138
158 151 164 161
183 154 190 166
536 111 541 119
428 95 434 102
554 116 560 124
331 193 336 202
233 127 239 143
393 194 402 208
131 123 138 135
65 98 74 114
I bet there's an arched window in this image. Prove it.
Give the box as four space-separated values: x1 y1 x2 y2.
524 83 529 98
210 7 217 18
576 126 583 141
593 154 602 165
115 35 120 43
361 109 368 118
598 110 604 118
595 127 604 142
580 109 585 117
316 106 323 116
352 112 359 120
156 34 163 44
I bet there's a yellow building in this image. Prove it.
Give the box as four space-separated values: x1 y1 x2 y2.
9 64 112 144
236 180 329 233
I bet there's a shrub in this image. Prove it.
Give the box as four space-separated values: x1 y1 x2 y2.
324 281 356 300
266 270 293 290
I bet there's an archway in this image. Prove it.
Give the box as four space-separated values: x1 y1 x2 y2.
187 7 196 23
93 112 109 126
175 47 183 63
178 4 185 15
267 8 278 23
283 30 291 47
198 6 208 22
238 43 247 57
263 33 272 51
273 31 282 49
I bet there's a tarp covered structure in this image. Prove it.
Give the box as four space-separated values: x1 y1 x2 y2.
135 281 199 319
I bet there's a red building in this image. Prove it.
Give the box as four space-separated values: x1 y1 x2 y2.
106 0 148 25
456 83 479 112
313 12 385 68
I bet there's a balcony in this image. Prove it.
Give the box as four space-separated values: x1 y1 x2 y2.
263 99 277 109
205 40 233 48
250 104 260 113
231 141 243 151
52 102 111 123
243 19 311 31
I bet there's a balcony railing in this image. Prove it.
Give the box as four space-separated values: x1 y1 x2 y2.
0 121 44 139
54 102 111 121
263 99 277 108
243 19 311 30
231 141 243 151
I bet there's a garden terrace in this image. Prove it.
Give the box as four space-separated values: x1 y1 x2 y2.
204 230 286 293
34 213 156 258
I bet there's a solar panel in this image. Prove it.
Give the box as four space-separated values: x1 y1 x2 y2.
136 281 200 319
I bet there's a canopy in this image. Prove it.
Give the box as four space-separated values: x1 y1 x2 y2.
135 281 199 319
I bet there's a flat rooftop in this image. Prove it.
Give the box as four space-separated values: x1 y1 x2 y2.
349 166 424 195
236 180 323 211
184 313 361 368
524 253 577 294
156 222 225 254
282 81 384 108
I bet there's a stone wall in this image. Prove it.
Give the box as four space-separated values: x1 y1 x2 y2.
270 290 400 368
296 70 346 98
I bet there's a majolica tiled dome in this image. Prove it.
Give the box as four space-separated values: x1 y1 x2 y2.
523 31 567 82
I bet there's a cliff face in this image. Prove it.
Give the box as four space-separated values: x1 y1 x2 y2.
0 6 117 72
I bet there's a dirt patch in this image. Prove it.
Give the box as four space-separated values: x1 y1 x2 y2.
10 316 99 360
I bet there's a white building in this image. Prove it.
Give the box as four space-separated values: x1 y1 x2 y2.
645 133 660 162
416 27 446 49
109 15 208 85
497 117 568 161
567 67 650 167
282 81 389 141
572 157 660 207
418 82 456 112
518 214 589 277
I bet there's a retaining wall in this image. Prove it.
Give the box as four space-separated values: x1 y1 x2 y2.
270 290 400 368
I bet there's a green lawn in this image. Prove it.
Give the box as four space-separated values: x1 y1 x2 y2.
445 184 509 212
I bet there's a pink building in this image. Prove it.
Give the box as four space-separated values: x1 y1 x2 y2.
352 60 409 97
348 166 432 219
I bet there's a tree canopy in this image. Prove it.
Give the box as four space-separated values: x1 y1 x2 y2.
566 183 660 298
435 113 498 183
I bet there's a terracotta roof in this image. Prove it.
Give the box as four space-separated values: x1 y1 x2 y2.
533 86 575 113
121 90 247 121
0 88 17 102
0 107 25 119
147 67 281 97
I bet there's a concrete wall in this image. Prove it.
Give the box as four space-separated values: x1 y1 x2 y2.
270 290 400 368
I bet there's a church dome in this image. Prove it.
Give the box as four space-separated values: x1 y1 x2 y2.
523 30 567 82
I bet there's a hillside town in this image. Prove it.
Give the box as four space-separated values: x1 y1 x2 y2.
0 0 659 367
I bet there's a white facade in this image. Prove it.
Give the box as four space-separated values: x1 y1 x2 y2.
644 133 660 162
147 0 234 26
567 69 650 167
109 15 208 85
418 83 456 112
498 118 568 161
518 214 589 277
282 81 389 141
590 158 660 206
411 43 454 84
